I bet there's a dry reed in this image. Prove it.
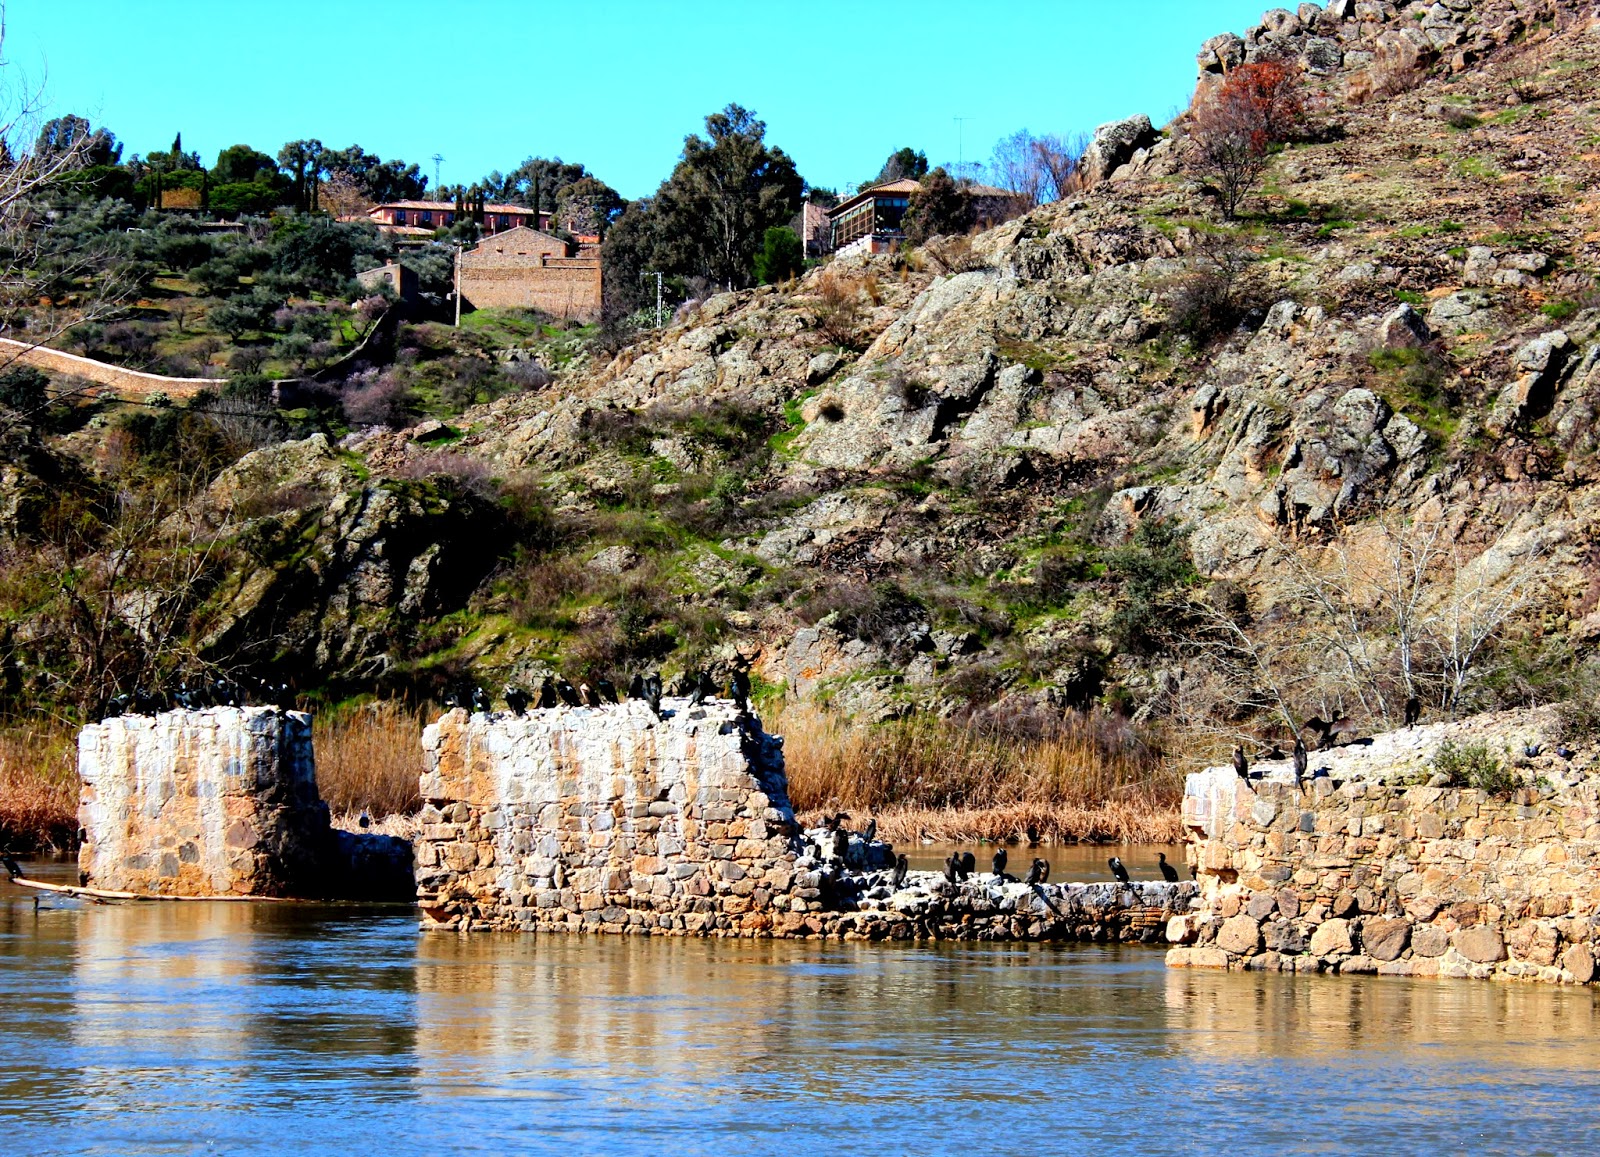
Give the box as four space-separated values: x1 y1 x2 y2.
312 700 426 818
773 702 1183 845
0 719 80 852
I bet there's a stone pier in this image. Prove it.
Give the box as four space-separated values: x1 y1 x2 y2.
413 698 1196 939
77 707 411 899
1167 709 1600 984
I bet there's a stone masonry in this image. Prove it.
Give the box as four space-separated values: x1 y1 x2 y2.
78 707 331 896
413 698 1196 939
1168 708 1600 984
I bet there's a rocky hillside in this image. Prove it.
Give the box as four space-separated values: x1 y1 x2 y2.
7 0 1599 735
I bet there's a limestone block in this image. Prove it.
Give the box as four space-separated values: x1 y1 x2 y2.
1452 925 1507 964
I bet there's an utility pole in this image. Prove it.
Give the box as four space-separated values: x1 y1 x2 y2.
640 271 664 328
454 243 463 327
953 116 969 179
431 153 444 194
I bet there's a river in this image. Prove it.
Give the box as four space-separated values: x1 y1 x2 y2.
3 858 1598 1155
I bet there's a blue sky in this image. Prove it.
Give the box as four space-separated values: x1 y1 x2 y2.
10 1 1270 200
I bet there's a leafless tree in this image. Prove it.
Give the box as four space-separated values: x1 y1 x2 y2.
1033 132 1089 202
989 129 1045 205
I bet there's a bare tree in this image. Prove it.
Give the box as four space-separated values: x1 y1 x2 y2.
1182 59 1305 219
1033 132 1089 202
989 129 1045 205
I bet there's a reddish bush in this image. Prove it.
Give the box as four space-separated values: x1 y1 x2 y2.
1185 60 1305 219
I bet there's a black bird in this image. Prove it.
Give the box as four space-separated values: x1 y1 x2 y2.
2 855 21 881
1109 856 1131 884
1157 852 1179 883
133 686 157 715
471 686 492 714
832 829 849 860
944 854 960 883
696 670 719 701
596 678 618 705
1404 695 1421 728
628 673 645 700
891 854 908 889
687 673 708 707
556 679 581 708
992 848 1008 878
1305 716 1355 751
357 810 371 830
1231 745 1248 778
729 669 751 712
1025 858 1047 885
1524 743 1543 758
538 678 558 709
647 685 662 717
862 818 877 843
1558 745 1575 760
959 851 976 878
824 812 850 832
443 686 465 710
645 672 662 700
504 686 530 716
174 683 196 710
726 678 746 712
580 682 602 708
1026 825 1040 848
1292 737 1308 780
102 695 125 720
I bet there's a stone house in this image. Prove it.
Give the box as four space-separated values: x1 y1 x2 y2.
368 199 550 237
456 225 602 321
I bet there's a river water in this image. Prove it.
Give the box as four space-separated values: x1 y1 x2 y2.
3 858 1599 1156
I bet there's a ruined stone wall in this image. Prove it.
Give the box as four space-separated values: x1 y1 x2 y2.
77 707 330 896
1168 711 1600 984
414 699 1196 939
0 337 220 399
459 260 602 320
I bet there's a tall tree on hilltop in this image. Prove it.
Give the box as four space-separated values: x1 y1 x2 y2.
876 146 928 184
277 139 326 212
901 167 969 244
36 115 121 166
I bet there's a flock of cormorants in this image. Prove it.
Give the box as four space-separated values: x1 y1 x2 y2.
444 668 753 720
98 677 295 721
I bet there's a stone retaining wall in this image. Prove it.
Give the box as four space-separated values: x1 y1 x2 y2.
0 337 221 398
1168 710 1600 984
78 707 330 896
414 699 1196 939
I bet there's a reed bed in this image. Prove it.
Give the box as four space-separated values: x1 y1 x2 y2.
313 700 427 819
774 702 1184 845
0 720 80 852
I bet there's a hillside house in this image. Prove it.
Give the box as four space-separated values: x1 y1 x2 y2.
368 200 551 237
456 226 601 321
826 178 920 257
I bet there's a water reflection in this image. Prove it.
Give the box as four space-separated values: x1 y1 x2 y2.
0 862 1597 1155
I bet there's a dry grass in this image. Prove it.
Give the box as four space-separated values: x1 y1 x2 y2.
774 702 1183 845
0 720 80 852
313 700 426 818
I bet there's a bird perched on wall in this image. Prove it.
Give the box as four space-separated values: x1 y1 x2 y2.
1025 858 1050 885
537 678 558 709
862 818 877 843
687 673 708 707
1157 852 1179 883
471 686 492 714
596 678 618 705
173 683 196 710
556 679 581 707
891 854 908 889
645 672 662 700
697 670 719 700
1109 856 1131 884
943 854 960 883
1404 695 1421 728
1304 716 1355 751
580 682 601 708
728 669 751 713
959 851 976 878
1231 745 1248 778
823 812 849 833
992 848 1008 879
832 829 849 861
103 695 127 720
2 855 21 881
1293 737 1308 781
358 810 371 830
504 686 529 716
133 687 157 715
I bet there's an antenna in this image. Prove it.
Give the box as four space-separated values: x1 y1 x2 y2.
431 153 445 193
953 116 969 174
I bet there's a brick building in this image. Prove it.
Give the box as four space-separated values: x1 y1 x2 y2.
368 200 550 237
456 226 602 321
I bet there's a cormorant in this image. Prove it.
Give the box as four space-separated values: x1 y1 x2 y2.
1293 737 1308 780
1025 858 1046 885
103 696 124 720
1231 745 1248 778
729 669 751 712
556 679 581 707
504 686 530 716
1524 743 1542 758
133 687 156 715
687 673 707 707
992 848 1008 878
580 682 601 707
443 687 465 710
696 671 719 701
824 812 849 832
1157 852 1179 883
628 673 645 700
959 851 976 878
2 855 21 880
1305 716 1354 751
863 818 877 843
943 854 959 883
1404 695 1421 728
891 854 908 889
472 686 492 714
358 810 371 830
596 678 618 704
538 678 558 709
832 829 849 860
1109 856 1131 884
1026 825 1040 848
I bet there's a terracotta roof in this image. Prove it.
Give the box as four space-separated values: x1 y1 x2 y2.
966 183 1027 198
826 178 923 220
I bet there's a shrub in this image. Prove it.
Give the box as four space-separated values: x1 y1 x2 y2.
0 366 49 417
902 167 970 244
753 226 803 284
1184 59 1305 219
343 373 418 427
812 271 866 348
1430 740 1515 793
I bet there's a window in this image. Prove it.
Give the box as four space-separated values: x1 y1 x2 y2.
395 210 407 225
421 211 432 226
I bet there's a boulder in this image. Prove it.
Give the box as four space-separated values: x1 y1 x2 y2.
1082 115 1160 186
1361 916 1411 962
1561 942 1596 984
1309 917 1354 955
1217 913 1264 955
1452 925 1507 964
1379 303 1430 348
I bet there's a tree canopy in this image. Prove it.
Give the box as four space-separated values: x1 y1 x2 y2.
876 146 928 184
